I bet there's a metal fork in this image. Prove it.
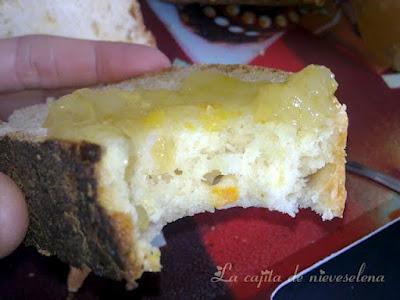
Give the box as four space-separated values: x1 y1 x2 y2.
346 161 400 194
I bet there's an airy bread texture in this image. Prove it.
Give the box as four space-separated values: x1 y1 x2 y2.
0 0 155 46
0 64 347 284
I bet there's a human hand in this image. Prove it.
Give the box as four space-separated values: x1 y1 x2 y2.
0 35 171 258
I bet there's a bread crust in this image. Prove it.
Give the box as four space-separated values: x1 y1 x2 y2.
306 111 348 219
0 64 347 282
0 137 138 281
130 0 156 47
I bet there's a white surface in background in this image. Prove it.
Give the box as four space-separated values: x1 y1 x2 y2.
382 73 400 89
147 0 284 64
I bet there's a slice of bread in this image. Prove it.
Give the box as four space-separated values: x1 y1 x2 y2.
0 64 347 285
0 0 155 46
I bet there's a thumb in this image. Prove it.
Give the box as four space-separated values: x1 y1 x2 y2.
0 172 28 258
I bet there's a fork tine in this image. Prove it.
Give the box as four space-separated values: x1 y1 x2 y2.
346 161 400 194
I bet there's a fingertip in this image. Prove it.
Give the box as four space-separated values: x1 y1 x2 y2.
0 172 28 258
154 49 171 69
122 43 171 74
96 42 171 82
140 44 171 69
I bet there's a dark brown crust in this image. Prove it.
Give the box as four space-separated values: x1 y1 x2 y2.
0 137 133 281
130 0 156 47
162 0 325 6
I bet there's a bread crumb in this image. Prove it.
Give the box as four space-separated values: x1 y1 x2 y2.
67 265 91 293
125 280 138 290
38 249 51 256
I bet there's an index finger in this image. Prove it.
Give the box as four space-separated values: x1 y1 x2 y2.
0 35 171 93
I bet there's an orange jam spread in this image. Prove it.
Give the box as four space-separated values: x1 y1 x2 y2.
44 65 340 148
212 186 239 208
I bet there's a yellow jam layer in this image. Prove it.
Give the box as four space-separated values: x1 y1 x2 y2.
253 65 339 125
44 65 340 156
45 65 340 141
